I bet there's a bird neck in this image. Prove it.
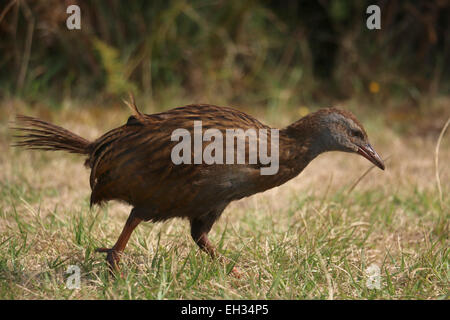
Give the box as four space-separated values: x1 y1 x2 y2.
280 127 324 176
281 115 330 164
252 118 328 192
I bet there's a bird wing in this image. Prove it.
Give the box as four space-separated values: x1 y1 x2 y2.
88 104 270 213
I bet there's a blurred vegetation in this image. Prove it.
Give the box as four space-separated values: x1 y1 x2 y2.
0 0 448 109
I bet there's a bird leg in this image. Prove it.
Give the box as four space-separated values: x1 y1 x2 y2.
96 208 142 273
190 217 241 277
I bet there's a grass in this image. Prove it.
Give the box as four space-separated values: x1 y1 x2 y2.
0 98 448 300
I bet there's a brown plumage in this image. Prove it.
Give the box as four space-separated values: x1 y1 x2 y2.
13 100 385 275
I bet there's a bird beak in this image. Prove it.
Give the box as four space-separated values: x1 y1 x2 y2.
357 143 385 170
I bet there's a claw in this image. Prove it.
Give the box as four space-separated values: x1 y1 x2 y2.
230 266 242 278
96 247 122 277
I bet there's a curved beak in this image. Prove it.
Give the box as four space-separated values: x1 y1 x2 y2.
357 143 385 170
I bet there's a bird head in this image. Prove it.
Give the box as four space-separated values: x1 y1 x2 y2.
317 108 385 170
288 108 385 170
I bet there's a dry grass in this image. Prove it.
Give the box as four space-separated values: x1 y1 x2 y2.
0 98 448 299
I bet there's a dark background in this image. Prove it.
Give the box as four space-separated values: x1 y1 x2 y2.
0 0 448 112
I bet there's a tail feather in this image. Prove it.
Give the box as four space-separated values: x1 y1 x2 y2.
12 115 91 155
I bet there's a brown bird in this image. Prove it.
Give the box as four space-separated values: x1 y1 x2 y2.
13 99 385 275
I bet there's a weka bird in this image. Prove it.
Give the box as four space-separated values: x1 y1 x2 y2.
13 100 385 274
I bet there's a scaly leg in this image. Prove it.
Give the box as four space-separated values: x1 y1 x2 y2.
96 208 142 273
190 216 241 277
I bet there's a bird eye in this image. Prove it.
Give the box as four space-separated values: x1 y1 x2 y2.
351 129 363 139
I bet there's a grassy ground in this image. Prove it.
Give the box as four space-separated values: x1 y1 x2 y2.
0 98 448 299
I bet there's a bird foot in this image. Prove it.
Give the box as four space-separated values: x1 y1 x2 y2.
217 255 242 278
230 266 243 278
96 247 123 276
